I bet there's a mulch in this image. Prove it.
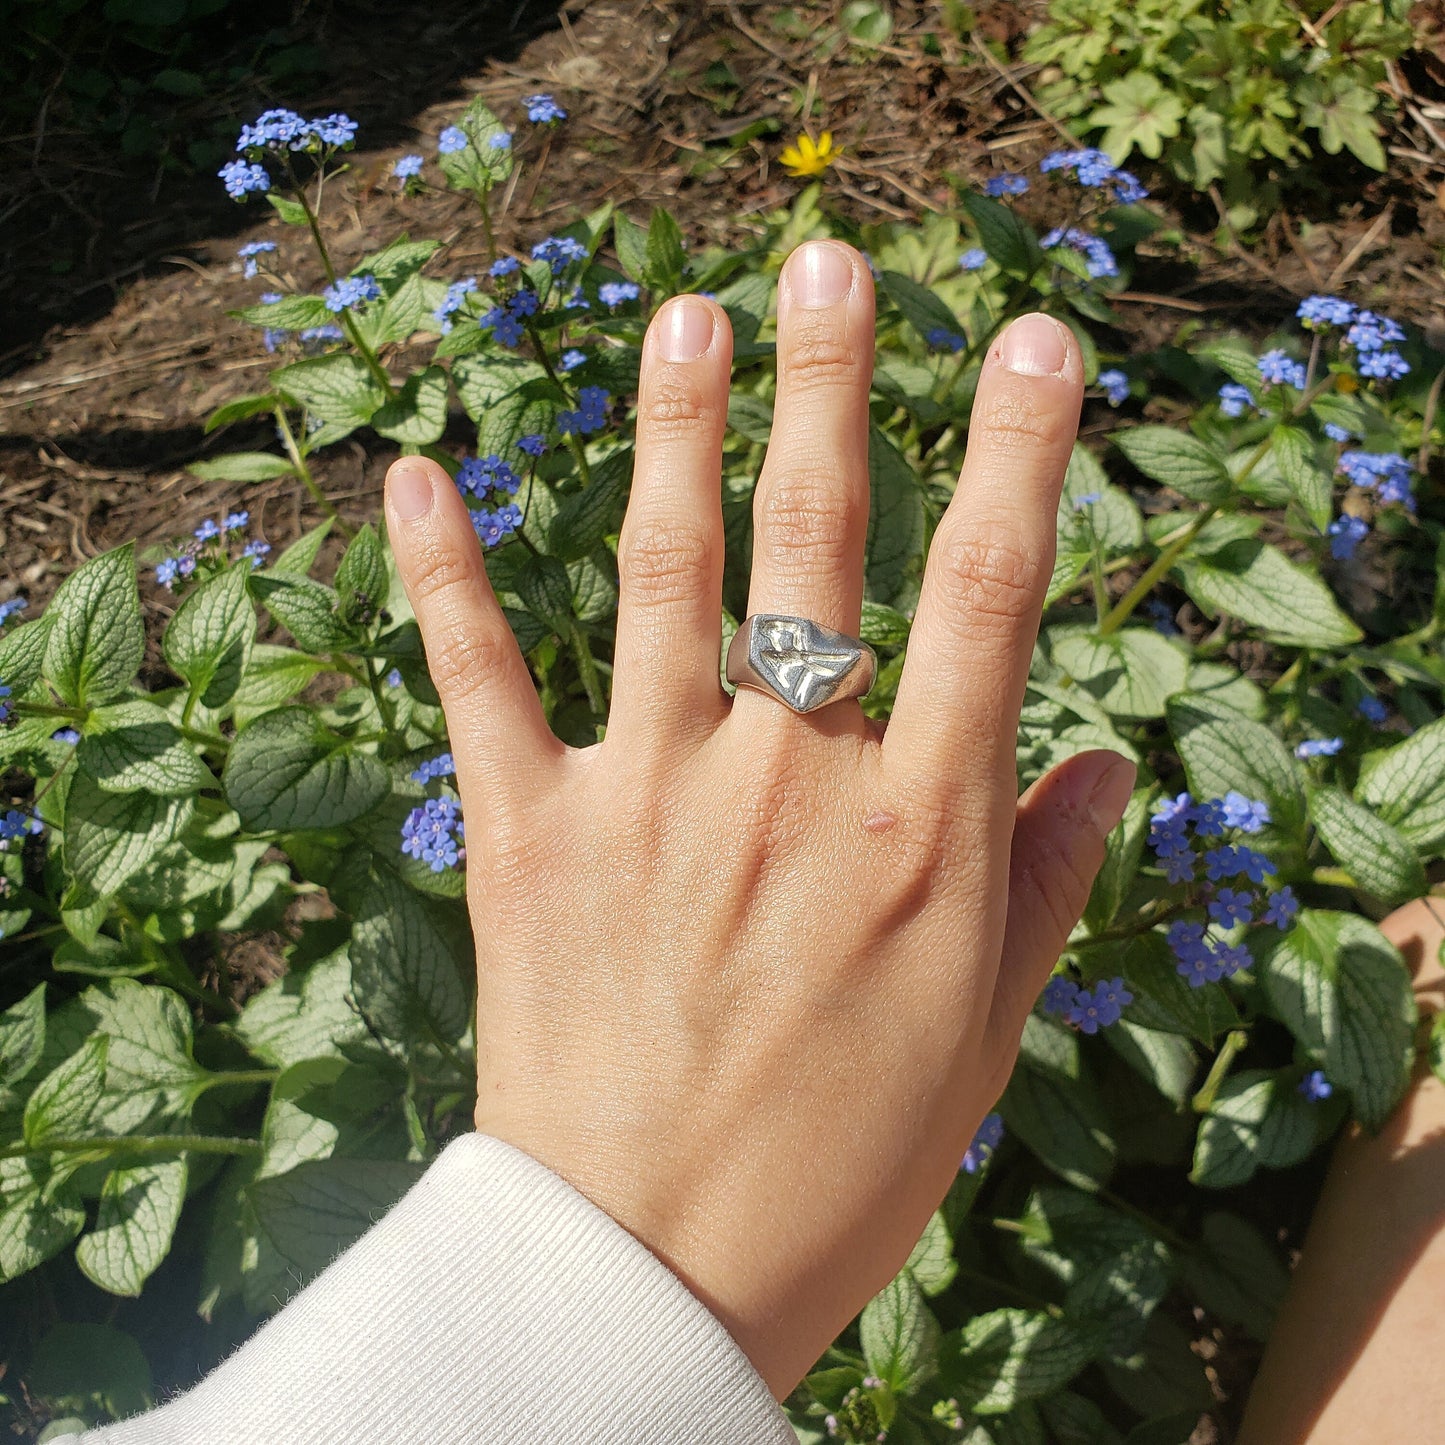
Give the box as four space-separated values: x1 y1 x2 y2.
3 0 1443 613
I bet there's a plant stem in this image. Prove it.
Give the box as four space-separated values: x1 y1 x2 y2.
364 656 402 741
274 405 350 536
1098 427 1280 636
0 1133 261 1163
569 621 607 719
1097 509 1215 637
1191 1028 1249 1114
282 157 395 399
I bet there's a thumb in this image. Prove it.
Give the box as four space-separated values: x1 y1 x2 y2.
988 750 1137 1040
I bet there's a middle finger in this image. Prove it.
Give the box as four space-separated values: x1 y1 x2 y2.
741 240 876 651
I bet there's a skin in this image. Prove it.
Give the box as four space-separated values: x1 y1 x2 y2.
384 239 1139 1399
1237 895 1445 1444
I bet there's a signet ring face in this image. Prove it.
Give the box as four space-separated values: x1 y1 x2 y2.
725 614 878 714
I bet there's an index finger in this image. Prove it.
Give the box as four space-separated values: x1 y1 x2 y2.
883 314 1083 818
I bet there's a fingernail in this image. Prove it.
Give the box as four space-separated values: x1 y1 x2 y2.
389 460 434 521
659 296 715 361
787 241 855 308
998 313 1070 377
1087 755 1137 835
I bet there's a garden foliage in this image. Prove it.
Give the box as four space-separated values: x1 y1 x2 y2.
1023 0 1414 230
1 94 1443 1443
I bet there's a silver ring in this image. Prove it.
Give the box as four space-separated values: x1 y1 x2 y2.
725 613 877 714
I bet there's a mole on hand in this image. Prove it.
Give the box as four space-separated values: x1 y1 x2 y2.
863 810 897 835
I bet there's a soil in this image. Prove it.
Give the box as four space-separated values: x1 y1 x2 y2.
4 0 1444 613
2 2 1444 1438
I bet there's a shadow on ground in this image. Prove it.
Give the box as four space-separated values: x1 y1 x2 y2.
1 0 564 374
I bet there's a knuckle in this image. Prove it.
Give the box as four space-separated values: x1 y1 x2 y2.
932 526 1043 627
426 623 510 700
757 473 857 566
974 388 1061 450
639 375 721 434
618 517 712 607
406 537 475 609
781 319 862 387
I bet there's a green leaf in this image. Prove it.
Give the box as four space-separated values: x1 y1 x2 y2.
1083 790 1149 935
0 615 53 694
1166 693 1306 843
164 564 256 709
1113 427 1231 504
1178 539 1362 648
78 701 213 796
1049 626 1189 719
0 1157 85 1284
613 211 649 283
1256 909 1415 1129
904 1210 957 1296
24 1036 108 1145
205 392 283 433
727 392 774 445
861 600 912 647
335 523 389 625
644 206 685 292
26 1322 153 1419
860 1270 940 1392
1271 426 1333 531
1191 1070 1321 1189
266 193 308 225
236 294 333 330
548 447 632 562
452 354 547 423
272 353 387 427
1003 1017 1116 1189
1178 1212 1288 1343
960 191 1042 277
354 236 442 292
42 544 144 707
1308 786 1426 907
1060 444 1142 554
1064 1236 1172 1359
40 981 204 1139
234 947 368 1068
878 270 962 345
75 1160 187 1296
188 451 296 482
232 644 326 714
0 984 46 1088
1108 931 1237 1046
224 706 389 832
516 553 575 632
437 97 514 192
342 859 471 1046
376 271 449 345
1358 715 1445 856
270 518 334 578
251 573 355 652
372 365 448 445
942 1309 1093 1413
63 769 194 899
866 427 925 611
248 1157 424 1300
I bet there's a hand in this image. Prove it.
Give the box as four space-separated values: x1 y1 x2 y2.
384 240 1135 1399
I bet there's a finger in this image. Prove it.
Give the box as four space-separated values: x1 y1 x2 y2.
608 295 733 744
986 751 1135 1048
885 313 1082 803
385 456 563 801
742 240 875 640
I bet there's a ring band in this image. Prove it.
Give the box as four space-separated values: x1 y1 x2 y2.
725 613 877 714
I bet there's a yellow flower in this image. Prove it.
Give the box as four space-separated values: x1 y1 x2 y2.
780 131 838 178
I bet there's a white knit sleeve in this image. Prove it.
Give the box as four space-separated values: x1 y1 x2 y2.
77 1133 798 1445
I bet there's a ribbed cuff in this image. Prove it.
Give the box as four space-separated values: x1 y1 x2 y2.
83 1133 797 1445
